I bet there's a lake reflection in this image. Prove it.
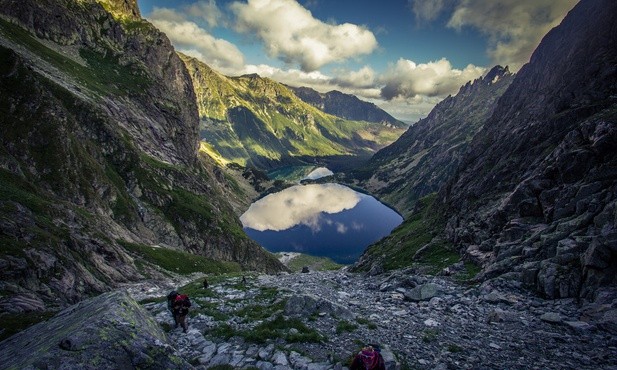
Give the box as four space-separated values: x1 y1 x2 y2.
240 183 403 264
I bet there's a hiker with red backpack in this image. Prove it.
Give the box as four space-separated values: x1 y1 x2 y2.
167 290 192 333
349 345 386 370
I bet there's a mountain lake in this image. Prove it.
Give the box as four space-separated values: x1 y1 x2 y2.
240 168 403 264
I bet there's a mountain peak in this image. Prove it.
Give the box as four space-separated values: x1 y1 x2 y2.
483 65 511 84
96 0 140 20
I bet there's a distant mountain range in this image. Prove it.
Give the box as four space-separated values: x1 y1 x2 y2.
288 86 405 127
180 54 405 169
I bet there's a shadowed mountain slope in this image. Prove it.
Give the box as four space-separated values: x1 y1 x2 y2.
355 0 617 300
0 0 285 313
289 86 405 127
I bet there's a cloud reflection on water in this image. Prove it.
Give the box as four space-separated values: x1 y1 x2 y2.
240 183 363 232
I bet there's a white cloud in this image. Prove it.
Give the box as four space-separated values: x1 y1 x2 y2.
147 7 245 70
380 58 485 100
446 0 579 70
332 66 377 89
411 0 451 21
184 0 226 28
336 223 348 234
240 184 362 231
230 0 378 71
303 167 334 180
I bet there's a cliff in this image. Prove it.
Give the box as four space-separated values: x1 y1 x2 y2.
0 0 285 314
354 0 617 300
441 0 617 299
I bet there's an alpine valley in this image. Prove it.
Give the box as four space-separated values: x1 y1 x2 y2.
0 0 616 369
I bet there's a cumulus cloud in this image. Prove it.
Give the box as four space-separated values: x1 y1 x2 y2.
147 7 245 70
303 167 334 180
230 0 378 71
184 0 226 28
332 66 377 89
240 184 362 231
380 58 485 100
411 0 451 21
446 0 578 70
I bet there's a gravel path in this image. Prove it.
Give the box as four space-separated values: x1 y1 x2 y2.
140 269 617 369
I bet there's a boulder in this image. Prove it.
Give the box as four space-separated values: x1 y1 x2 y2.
284 294 355 320
403 283 442 302
0 290 188 369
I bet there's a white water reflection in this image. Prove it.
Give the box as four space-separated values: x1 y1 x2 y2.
240 183 362 232
303 167 334 180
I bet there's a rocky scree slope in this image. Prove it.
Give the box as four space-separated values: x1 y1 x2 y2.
2 270 615 369
345 66 514 217
0 0 285 314
289 86 405 128
180 53 405 170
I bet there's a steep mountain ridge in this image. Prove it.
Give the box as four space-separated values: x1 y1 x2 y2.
0 0 284 313
356 0 617 300
441 0 617 299
289 86 405 127
345 66 514 217
180 54 405 169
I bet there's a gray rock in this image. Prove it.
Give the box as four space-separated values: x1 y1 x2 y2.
272 351 289 366
564 321 594 332
403 283 442 302
540 312 564 324
0 291 189 369
259 344 275 360
256 361 275 370
285 294 355 320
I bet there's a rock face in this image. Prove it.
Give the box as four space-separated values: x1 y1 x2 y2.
0 0 285 312
0 290 189 369
347 66 514 216
440 0 617 299
180 53 406 169
353 0 616 300
290 86 405 127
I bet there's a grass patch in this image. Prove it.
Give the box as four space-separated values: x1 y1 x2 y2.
236 299 286 321
360 193 460 273
447 344 464 353
240 315 323 344
280 253 343 272
118 240 242 275
422 328 439 343
454 261 482 282
209 323 236 340
336 320 358 334
356 317 377 330
0 311 57 341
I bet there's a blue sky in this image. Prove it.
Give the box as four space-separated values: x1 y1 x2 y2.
137 0 578 122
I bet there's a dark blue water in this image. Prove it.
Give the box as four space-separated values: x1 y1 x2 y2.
240 183 402 264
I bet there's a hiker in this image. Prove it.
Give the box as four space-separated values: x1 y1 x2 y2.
172 293 192 333
349 345 385 370
203 278 209 289
241 275 247 285
166 290 178 324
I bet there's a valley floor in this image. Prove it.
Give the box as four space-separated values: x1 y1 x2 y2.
133 270 616 369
